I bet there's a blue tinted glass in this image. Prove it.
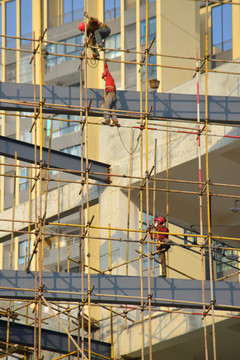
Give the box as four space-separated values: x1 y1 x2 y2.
212 5 222 48
73 0 83 20
149 17 156 35
212 4 232 52
222 4 232 42
141 20 146 37
64 0 72 14
105 0 112 11
21 0 32 43
6 0 16 48
73 0 83 10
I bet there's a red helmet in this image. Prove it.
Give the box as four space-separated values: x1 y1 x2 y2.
155 216 165 224
102 72 107 79
78 23 85 32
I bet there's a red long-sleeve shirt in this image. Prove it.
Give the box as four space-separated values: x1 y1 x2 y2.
104 63 116 93
151 224 169 242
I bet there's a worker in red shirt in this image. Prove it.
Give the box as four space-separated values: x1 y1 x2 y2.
78 12 111 59
151 217 172 277
101 61 119 126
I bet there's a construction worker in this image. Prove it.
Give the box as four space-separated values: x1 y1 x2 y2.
151 216 172 278
78 12 111 59
101 61 119 126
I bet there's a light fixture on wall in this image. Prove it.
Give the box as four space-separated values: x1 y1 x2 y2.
149 78 160 89
229 200 240 213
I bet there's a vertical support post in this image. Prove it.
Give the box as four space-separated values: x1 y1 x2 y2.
126 128 133 275
109 224 114 359
139 62 145 360
196 49 208 360
205 2 216 359
83 1 91 358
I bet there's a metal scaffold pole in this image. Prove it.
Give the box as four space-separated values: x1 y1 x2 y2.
205 1 217 359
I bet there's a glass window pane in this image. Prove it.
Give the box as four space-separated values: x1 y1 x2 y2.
73 0 83 21
105 0 112 11
64 0 72 14
6 0 16 48
66 37 74 54
20 56 32 83
20 0 32 44
222 4 232 51
73 0 83 10
212 5 222 49
149 17 156 36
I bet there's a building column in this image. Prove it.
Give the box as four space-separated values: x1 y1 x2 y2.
232 0 240 60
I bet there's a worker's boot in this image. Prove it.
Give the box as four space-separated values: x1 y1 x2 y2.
101 119 110 125
111 120 120 127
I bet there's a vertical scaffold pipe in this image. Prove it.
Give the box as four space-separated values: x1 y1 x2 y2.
38 1 43 358
144 2 153 360
84 1 91 358
126 128 133 275
139 61 145 360
196 49 208 360
79 53 85 360
205 2 217 359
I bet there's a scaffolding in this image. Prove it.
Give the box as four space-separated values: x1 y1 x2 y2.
0 1 240 360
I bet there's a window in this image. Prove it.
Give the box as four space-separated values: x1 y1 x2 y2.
64 0 84 24
62 145 81 157
20 129 32 143
212 4 232 67
6 0 16 48
142 55 156 81
105 34 121 59
20 0 32 45
6 63 16 83
19 168 29 191
46 114 81 139
142 212 154 269
140 17 156 45
214 242 239 275
49 145 81 177
20 56 32 83
140 0 155 3
19 239 30 265
183 229 197 245
46 34 84 69
105 0 120 21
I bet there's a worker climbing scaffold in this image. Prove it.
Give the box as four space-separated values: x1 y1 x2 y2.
78 11 111 59
101 60 120 127
151 217 173 277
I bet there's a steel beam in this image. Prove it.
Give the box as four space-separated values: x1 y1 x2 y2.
0 319 111 358
1 82 240 124
0 271 240 311
0 135 110 183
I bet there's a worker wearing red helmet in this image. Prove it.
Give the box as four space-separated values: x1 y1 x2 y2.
78 12 111 59
101 61 119 126
151 216 172 277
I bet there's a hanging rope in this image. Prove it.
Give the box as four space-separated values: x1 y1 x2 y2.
117 127 140 155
